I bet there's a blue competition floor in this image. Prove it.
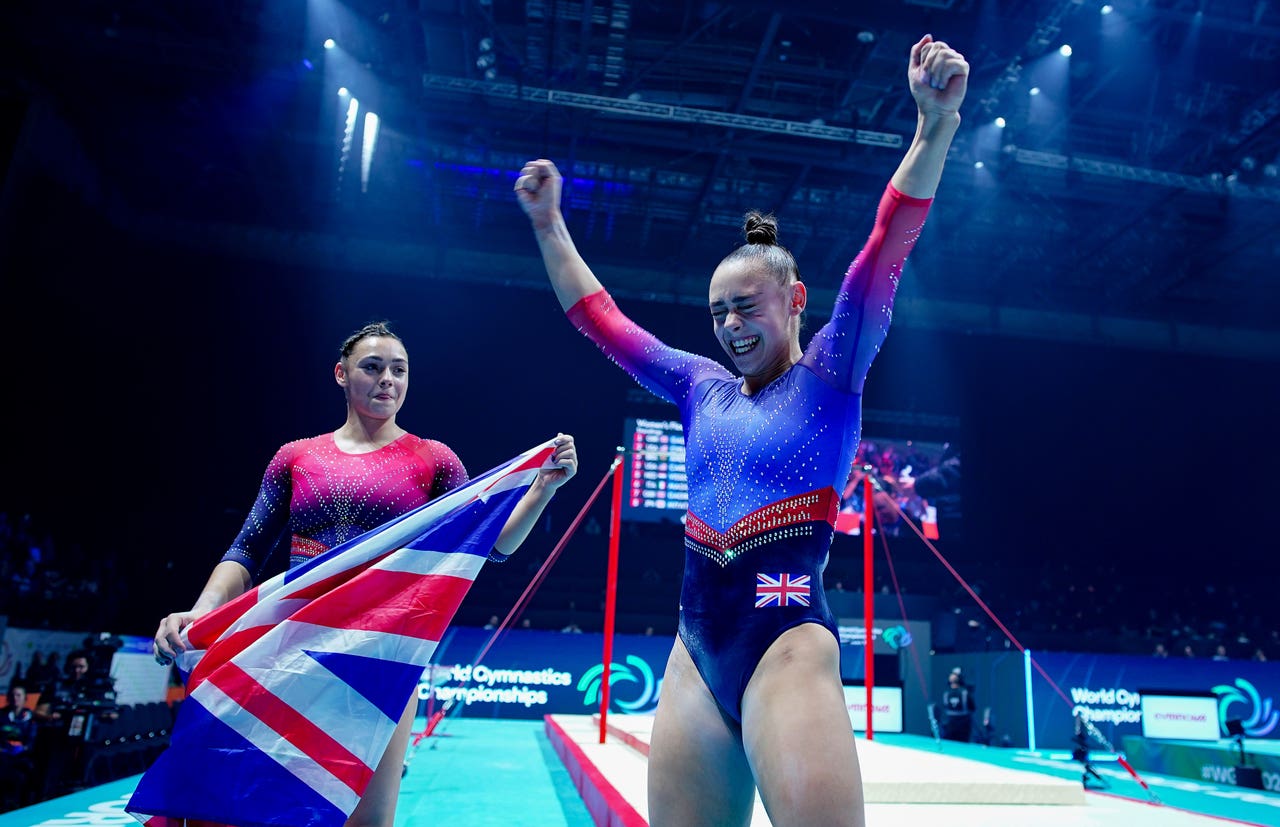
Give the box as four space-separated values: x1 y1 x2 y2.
2 721 1276 827
1 718 592 827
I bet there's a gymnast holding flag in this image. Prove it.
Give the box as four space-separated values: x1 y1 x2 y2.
150 321 577 827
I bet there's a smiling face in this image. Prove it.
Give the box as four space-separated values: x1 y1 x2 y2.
708 260 806 392
335 335 409 422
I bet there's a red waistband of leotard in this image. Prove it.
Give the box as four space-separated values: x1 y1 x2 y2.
290 534 330 560
684 487 838 554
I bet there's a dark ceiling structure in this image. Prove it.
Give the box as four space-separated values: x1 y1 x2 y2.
4 0 1280 359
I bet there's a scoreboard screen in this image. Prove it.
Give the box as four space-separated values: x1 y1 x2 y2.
623 417 687 523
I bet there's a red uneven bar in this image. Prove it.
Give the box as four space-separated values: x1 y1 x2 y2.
599 453 625 744
863 474 874 740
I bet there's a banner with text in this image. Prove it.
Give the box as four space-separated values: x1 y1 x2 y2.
1028 651 1280 750
422 627 675 719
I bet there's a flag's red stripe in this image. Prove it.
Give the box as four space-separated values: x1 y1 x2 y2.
186 585 262 650
291 568 476 640
506 447 554 475
207 662 374 796
478 448 553 494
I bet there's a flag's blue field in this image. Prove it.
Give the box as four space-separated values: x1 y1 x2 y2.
1 718 594 827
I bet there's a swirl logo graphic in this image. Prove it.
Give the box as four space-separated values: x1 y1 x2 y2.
577 655 661 713
1213 678 1279 737
882 625 913 650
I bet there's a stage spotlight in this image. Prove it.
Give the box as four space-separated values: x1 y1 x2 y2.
324 38 336 50
338 87 349 97
994 117 1006 128
1100 4 1113 14
1029 87 1041 96
1059 44 1072 57
361 112 380 194
974 161 985 169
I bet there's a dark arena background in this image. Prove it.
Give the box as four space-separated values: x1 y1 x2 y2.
2 1 1279 825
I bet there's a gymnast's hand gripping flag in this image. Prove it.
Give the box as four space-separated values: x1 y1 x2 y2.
127 440 559 827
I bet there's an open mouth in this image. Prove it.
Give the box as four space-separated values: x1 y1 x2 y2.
730 335 760 356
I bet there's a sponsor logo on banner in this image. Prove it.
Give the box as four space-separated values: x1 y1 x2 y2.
577 655 661 713
1141 693 1220 740
1201 764 1280 793
843 685 904 733
1213 678 1279 737
882 625 913 650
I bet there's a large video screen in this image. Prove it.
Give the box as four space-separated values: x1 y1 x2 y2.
622 417 960 537
837 436 961 539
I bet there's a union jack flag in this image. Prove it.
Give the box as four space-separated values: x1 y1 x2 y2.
755 573 811 608
126 440 558 827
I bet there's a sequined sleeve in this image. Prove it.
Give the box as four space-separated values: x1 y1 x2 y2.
566 289 733 406
421 440 469 498
219 442 296 580
801 183 932 393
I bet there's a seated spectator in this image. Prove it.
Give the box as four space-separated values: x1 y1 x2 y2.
0 684 37 808
2 685 36 753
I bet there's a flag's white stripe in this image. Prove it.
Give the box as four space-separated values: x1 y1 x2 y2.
477 467 542 502
375 545 488 578
236 621 440 767
192 679 362 816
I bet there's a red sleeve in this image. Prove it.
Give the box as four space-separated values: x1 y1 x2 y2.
800 183 932 393
566 289 732 407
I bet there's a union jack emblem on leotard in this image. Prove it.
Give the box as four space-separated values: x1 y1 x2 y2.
755 573 811 608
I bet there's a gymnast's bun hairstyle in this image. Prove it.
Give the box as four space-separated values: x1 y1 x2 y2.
719 210 799 287
743 211 780 246
340 320 403 359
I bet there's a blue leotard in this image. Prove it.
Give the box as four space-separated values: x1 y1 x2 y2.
566 183 932 721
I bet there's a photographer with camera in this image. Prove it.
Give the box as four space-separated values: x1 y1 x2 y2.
31 645 120 797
